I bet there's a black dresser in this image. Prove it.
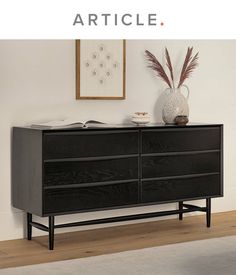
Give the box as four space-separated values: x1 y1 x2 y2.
12 123 223 249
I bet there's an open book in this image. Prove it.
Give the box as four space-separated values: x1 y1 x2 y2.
31 119 106 129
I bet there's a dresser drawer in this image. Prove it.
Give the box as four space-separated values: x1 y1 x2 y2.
142 152 220 179
44 181 139 214
142 174 221 203
44 157 138 186
142 127 221 154
44 130 139 160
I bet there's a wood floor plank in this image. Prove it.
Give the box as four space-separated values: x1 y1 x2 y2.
0 211 236 269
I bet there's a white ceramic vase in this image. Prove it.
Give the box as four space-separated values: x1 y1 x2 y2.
162 85 190 124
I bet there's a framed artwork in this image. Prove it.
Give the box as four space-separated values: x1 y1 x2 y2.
76 40 126 99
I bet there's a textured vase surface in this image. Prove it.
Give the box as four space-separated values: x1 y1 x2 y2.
162 86 189 124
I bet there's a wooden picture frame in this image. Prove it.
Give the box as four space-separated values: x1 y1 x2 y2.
76 40 126 100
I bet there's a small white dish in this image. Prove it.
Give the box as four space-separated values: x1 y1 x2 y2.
131 112 150 126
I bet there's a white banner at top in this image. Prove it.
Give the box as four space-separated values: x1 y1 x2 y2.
0 0 235 39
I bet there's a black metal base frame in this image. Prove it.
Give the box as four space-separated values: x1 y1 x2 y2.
27 198 211 250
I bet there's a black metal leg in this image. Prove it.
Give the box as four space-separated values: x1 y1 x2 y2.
179 201 183 220
49 216 55 250
27 213 32 240
206 198 211 228
27 199 213 250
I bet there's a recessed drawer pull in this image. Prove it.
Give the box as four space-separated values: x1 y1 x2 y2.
44 154 139 163
141 172 220 182
44 179 139 190
142 149 220 157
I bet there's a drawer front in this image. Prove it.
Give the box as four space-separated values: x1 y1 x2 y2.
44 181 139 214
44 157 138 186
142 174 221 203
44 131 138 159
142 127 221 154
142 152 220 179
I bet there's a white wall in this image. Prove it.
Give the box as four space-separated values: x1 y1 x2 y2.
0 40 235 241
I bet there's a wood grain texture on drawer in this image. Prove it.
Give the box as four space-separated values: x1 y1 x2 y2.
142 174 221 203
142 127 221 154
44 181 139 215
44 130 139 159
142 152 220 179
44 157 138 186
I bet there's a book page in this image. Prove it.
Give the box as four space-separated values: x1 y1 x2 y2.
31 119 106 129
31 119 83 128
85 120 105 125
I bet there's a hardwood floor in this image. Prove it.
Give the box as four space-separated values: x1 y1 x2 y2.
0 211 236 269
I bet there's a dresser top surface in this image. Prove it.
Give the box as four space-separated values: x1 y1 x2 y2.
13 122 223 132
